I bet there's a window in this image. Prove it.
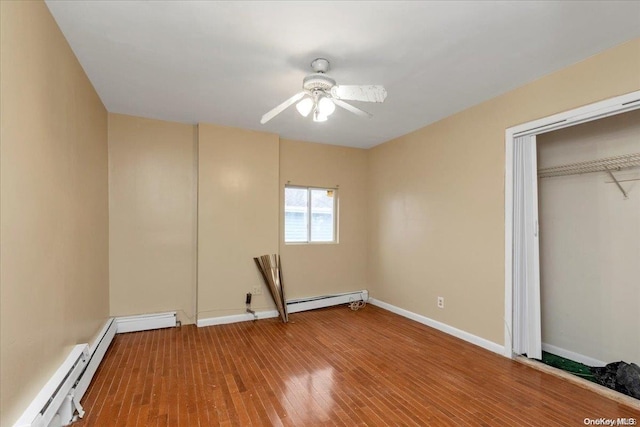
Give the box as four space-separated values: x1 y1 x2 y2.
284 186 337 243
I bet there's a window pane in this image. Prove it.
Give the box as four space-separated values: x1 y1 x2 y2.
310 189 334 242
284 187 308 242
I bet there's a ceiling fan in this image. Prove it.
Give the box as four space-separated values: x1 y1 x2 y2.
260 58 387 124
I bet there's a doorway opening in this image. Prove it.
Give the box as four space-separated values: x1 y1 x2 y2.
505 90 640 403
504 90 640 361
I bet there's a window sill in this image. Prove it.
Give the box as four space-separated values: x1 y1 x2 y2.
284 241 338 246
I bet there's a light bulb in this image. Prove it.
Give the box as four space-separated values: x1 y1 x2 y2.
313 110 327 122
317 96 336 116
296 98 314 117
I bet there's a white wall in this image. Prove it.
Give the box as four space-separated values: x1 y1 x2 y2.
537 108 640 364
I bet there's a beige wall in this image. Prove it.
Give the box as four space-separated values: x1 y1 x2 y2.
0 1 109 426
108 124 369 323
108 114 197 324
538 109 640 363
1 6 638 424
279 139 368 299
367 38 640 346
197 124 280 319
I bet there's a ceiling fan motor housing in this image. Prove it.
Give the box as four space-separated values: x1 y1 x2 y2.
303 73 336 92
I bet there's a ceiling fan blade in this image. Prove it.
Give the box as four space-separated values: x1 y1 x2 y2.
331 85 387 103
333 99 373 119
260 92 305 124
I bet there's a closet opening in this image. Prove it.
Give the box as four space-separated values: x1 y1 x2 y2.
504 90 640 403
537 109 640 400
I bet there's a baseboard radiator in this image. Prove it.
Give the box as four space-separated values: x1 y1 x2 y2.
115 311 177 334
197 290 369 327
13 318 117 427
287 290 369 313
14 311 177 427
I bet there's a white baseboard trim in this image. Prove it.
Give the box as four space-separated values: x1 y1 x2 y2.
198 290 369 327
542 343 606 367
369 298 504 356
115 311 177 334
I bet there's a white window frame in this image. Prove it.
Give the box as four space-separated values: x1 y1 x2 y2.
284 185 338 244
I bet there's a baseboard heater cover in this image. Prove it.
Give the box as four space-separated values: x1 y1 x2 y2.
197 290 369 327
73 318 117 402
13 345 88 427
13 318 117 427
115 311 177 334
286 290 369 314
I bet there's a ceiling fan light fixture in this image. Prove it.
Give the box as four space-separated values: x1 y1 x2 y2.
317 96 336 116
259 58 386 125
313 110 327 122
296 97 314 117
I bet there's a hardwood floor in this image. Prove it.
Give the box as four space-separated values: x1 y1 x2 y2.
76 305 640 426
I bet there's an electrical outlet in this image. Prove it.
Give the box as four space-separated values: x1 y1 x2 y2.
252 286 262 296
437 296 444 309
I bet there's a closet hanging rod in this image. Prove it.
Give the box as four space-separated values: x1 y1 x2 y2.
538 152 640 178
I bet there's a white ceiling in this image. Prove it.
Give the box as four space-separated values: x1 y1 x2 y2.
45 1 640 149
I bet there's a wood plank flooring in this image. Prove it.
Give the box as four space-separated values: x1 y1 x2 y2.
76 305 640 426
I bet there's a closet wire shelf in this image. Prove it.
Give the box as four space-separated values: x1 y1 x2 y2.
537 152 640 178
537 152 640 199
